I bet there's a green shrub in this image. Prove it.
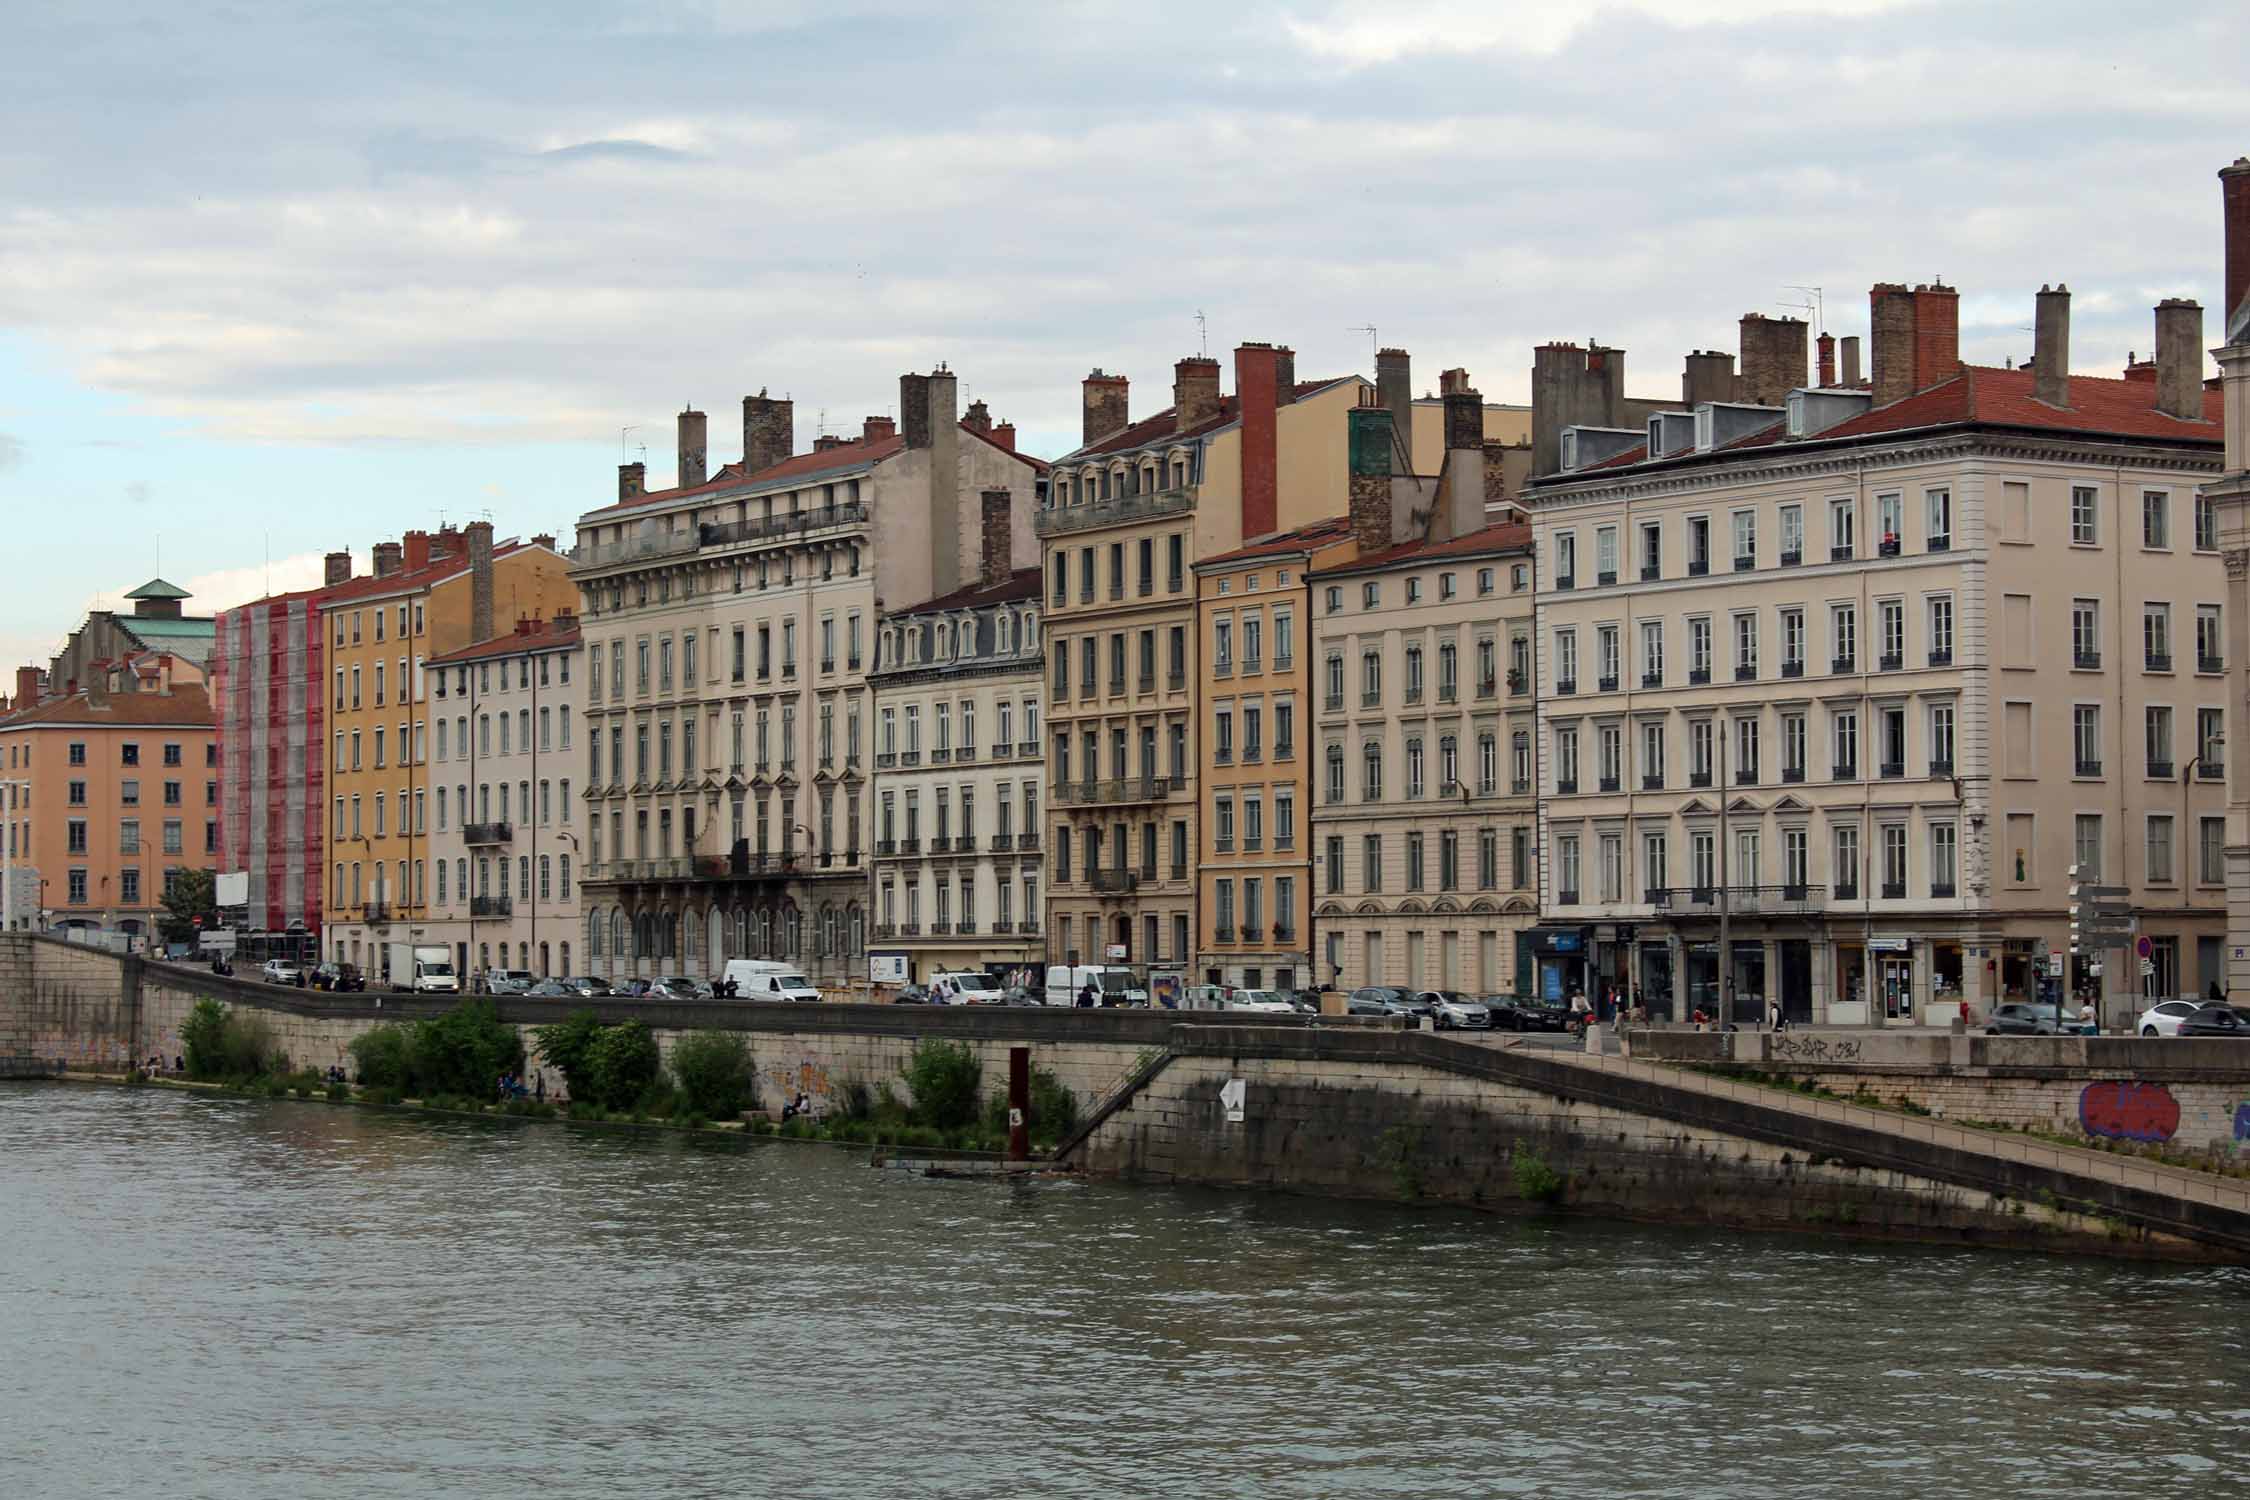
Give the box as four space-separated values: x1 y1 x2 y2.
325 1082 349 1103
581 1021 659 1110
179 999 229 1078
180 998 281 1082
529 1009 606 1098
902 1039 981 1130
670 1031 757 1119
349 1025 414 1091
1511 1143 1565 1205
408 1000 523 1100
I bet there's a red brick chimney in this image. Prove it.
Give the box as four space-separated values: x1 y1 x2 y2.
961 399 992 434
323 550 352 586
14 666 42 707
372 541 404 577
991 421 1017 452
1234 343 1283 539
402 530 432 572
618 462 646 502
1816 332 1836 388
863 415 896 443
1173 357 1222 434
1911 283 1961 391
1869 283 1917 405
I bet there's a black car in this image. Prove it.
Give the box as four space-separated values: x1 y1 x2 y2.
1484 993 1573 1032
2175 1004 2250 1037
1985 1002 2064 1035
311 961 364 993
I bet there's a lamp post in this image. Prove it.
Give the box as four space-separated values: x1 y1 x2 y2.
2187 735 2225 1000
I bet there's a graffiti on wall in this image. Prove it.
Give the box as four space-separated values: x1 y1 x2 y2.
766 1054 835 1117
2078 1081 2181 1143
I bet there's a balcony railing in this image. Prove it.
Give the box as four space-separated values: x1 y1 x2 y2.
1779 548 1802 567
362 901 392 923
1035 487 1195 537
990 833 1013 851
2076 758 2102 777
1055 776 1174 807
463 821 512 846
1240 925 1264 944
2147 653 2173 673
2148 760 2175 779
1650 884 1825 916
470 895 512 918
1017 741 1039 758
1090 870 1139 894
1879 652 1903 672
2201 654 2224 674
2074 650 2101 670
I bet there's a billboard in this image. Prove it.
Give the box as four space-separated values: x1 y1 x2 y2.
215 871 250 908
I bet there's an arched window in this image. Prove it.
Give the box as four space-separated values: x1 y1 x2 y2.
847 902 864 956
559 942 571 977
785 906 802 957
587 911 603 958
756 908 773 956
683 907 702 964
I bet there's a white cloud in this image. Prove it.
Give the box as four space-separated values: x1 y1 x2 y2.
1282 0 1926 63
85 552 332 622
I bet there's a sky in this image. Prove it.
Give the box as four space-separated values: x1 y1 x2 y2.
1 0 2245 671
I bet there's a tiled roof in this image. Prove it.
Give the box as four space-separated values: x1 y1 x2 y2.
0 683 212 730
581 423 1046 522
425 619 583 667
1553 365 2222 483
1064 379 1354 463
316 539 539 606
1198 515 1355 567
124 577 192 600
1317 521 1533 576
897 567 1044 617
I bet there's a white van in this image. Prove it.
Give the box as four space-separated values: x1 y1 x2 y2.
929 971 1004 1005
720 959 822 1003
1044 964 1148 1008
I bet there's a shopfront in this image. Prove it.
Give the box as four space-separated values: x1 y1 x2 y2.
1870 935 1915 1024
1637 941 1675 1022
1525 927 1589 1006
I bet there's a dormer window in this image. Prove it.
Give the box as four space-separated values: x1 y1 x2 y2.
1785 390 1807 438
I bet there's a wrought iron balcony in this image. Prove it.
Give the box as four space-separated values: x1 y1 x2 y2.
1650 884 1825 916
361 901 391 923
463 821 512 846
470 895 512 918
1035 487 1195 537
1090 869 1139 895
1055 776 1174 807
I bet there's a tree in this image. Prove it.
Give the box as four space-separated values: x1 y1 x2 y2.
158 867 217 945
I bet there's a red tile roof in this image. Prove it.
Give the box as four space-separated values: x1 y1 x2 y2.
1067 379 1354 462
425 619 584 667
899 566 1044 616
582 423 1046 522
315 538 542 606
1198 515 1355 567
1317 521 1533 575
0 683 212 730
1554 366 2222 482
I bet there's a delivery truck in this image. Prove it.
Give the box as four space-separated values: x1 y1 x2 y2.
386 942 460 994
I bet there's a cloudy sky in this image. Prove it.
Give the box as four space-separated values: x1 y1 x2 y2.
1 0 2243 668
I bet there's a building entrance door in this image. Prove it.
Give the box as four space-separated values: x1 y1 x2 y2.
1778 940 1812 1024
1878 953 1914 1022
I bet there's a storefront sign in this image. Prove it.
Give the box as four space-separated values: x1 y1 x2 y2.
1867 936 1909 953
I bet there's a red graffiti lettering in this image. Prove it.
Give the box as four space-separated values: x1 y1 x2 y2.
2078 1081 2180 1143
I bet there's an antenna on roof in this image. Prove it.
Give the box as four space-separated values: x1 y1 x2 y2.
1781 286 1824 336
1348 325 1378 371
1195 309 1208 357
620 424 640 461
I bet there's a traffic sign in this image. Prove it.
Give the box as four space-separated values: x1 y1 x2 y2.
2140 958 2156 977
2135 935 2154 959
2070 883 2131 900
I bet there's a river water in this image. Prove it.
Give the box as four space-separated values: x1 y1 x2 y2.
4 1085 2247 1498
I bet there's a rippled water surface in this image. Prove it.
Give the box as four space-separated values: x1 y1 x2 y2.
4 1084 2248 1497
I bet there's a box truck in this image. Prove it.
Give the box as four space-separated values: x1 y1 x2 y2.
387 943 460 994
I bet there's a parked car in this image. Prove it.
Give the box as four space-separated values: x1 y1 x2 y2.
1484 993 1571 1032
557 976 611 999
649 975 713 1000
2175 1004 2250 1037
1985 1002 2064 1035
893 984 930 1005
525 979 575 998
1419 990 1491 1030
482 968 536 996
311 961 364 992
1347 986 1424 1021
612 978 654 998
1224 988 1299 1015
2137 1000 2204 1037
1001 984 1040 1007
260 959 305 987
1281 989 1324 1015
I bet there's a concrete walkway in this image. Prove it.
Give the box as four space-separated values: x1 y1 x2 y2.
1529 1041 2250 1220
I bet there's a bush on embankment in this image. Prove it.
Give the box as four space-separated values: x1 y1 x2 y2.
981 1065 1080 1147
531 1010 666 1112
346 1000 523 1101
670 1030 757 1119
180 998 281 1083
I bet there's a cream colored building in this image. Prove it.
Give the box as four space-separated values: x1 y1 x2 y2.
424 616 585 984
1040 344 1521 983
1526 284 2228 1027
866 560 1045 984
570 379 1042 986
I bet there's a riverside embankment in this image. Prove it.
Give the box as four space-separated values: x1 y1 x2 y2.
8 932 2250 1259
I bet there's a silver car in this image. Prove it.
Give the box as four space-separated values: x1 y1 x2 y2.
1419 990 1492 1030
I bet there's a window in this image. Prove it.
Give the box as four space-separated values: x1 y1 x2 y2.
1829 497 1855 560
1362 740 1383 800
1832 709 1859 779
1880 823 1907 897
1687 516 1710 573
2146 705 2174 776
1362 835 1382 892
1925 488 1951 550
1362 581 1379 609
1556 834 1580 902
2202 817 2227 884
1930 703 1956 772
1643 831 1668 896
2072 485 2098 545
1406 737 1425 797
1733 613 1757 679
2072 599 2100 668
1780 608 1805 675
1555 725 1580 792
1876 491 1902 552
1639 521 1662 579
1477 567 1494 596
2200 708 2226 778
1928 595 1954 664
1688 617 1711 681
1595 527 1617 583
2145 604 2172 671
1597 724 1621 790
2147 815 2177 885
1731 509 1755 568
2198 605 2223 672
1405 644 1424 702
1688 718 1713 785
1833 825 1859 897
1554 629 1577 691
2144 490 2170 549
1782 711 1806 780
2074 814 2104 880
1779 504 1803 562
1930 823 1958 895
1830 604 1856 672
1361 649 1382 705
1640 620 1664 685
1406 577 1424 604
1640 721 1665 789
2197 492 2218 552
1555 532 1576 587
1734 716 1759 783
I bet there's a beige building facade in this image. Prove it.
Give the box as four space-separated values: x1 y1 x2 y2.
1528 284 2227 1028
866 556 1045 984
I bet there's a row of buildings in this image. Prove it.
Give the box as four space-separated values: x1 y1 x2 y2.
9 158 2250 1030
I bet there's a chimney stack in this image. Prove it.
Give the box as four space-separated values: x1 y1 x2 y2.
861 415 895 443
979 488 1013 588
15 666 42 707
2155 298 2205 420
961 399 992 434
435 524 462 559
466 520 495 643
1440 369 1486 540
2223 157 2250 347
1376 348 1414 474
618 462 646 502
1233 343 1284 539
1682 349 1737 407
1348 402 1397 552
2034 284 2072 408
1817 332 1836 388
1870 283 1917 405
1912 283 1961 391
532 532 555 551
991 421 1017 452
1274 348 1297 402
905 367 963 596
372 541 403 577
1172 356 1222 434
1531 341 1620 477
1082 369 1129 447
402 530 432 572
323 550 352 586
1738 313 1809 406
743 390 794 474
1840 336 1862 387
677 408 708 488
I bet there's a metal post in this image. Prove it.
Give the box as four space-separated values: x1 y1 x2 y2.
1007 1045 1030 1161
1717 726 1732 1027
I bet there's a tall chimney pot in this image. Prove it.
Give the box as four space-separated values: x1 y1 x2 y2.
402 530 432 573
2034 284 2072 408
1376 348 1413 474
1816 332 1836 388
1870 283 1917 404
1682 349 1738 407
1348 403 1397 552
1840 336 1862 387
466 521 495 643
742 390 794 474
1738 313 1809 407
2154 298 2205 420
991 421 1017 452
1082 369 1129 447
2222 157 2250 346
323 550 352 586
372 541 403 577
618 462 646 502
1173 357 1223 434
979 488 1013 588
677 408 708 488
